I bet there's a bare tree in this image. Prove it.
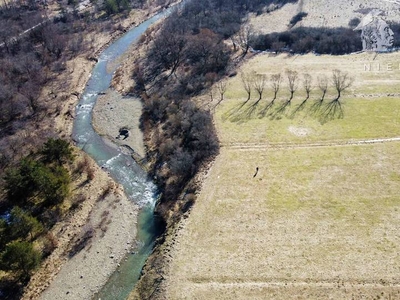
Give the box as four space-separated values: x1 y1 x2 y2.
235 23 255 56
303 73 313 101
331 69 354 101
151 30 187 77
253 73 267 101
286 69 298 102
318 70 353 122
241 72 252 102
317 75 328 102
0 26 15 54
2 0 9 9
209 89 214 105
290 73 313 118
214 80 227 108
271 73 281 102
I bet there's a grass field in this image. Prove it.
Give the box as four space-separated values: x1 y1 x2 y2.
163 52 400 299
215 52 400 145
165 145 400 299
217 97 400 144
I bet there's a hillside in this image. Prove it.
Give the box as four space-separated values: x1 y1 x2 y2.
251 0 400 34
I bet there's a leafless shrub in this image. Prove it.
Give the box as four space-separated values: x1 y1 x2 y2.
303 73 313 100
253 73 267 101
331 69 354 101
75 158 86 174
70 193 86 210
241 72 252 101
86 165 95 181
52 58 67 73
42 232 58 257
68 34 84 54
317 75 328 101
286 69 298 102
98 182 114 201
214 80 227 108
75 156 94 181
234 23 255 56
271 73 281 101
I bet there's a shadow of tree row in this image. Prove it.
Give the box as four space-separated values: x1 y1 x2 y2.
224 97 344 124
220 69 353 125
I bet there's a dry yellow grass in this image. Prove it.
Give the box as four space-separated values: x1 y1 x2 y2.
162 51 400 299
165 144 400 299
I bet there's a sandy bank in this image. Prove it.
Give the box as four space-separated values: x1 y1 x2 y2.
93 89 145 158
39 185 139 300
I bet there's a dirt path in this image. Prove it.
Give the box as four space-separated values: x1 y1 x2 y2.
222 136 400 150
188 279 400 288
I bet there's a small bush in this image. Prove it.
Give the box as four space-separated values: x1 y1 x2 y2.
76 156 94 181
289 12 308 27
87 167 95 181
42 232 58 257
70 193 86 210
349 17 361 28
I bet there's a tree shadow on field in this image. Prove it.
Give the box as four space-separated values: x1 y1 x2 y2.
223 97 345 124
318 99 344 124
289 98 308 119
227 101 260 123
258 99 276 118
309 99 325 117
221 100 251 122
269 100 291 120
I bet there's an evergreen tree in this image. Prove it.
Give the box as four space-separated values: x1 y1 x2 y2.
0 241 41 280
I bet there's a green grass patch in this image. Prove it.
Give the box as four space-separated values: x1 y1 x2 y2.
214 143 400 229
216 97 400 144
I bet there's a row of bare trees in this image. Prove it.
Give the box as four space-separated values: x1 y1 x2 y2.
237 69 353 105
219 69 353 123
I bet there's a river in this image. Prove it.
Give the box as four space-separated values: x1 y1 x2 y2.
72 4 180 299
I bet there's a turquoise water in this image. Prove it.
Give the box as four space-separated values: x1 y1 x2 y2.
72 4 182 300
93 208 164 300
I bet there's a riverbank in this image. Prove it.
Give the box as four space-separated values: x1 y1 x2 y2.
21 5 169 300
128 159 215 299
31 173 139 300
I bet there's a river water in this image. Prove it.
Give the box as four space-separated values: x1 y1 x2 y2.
72 5 179 300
